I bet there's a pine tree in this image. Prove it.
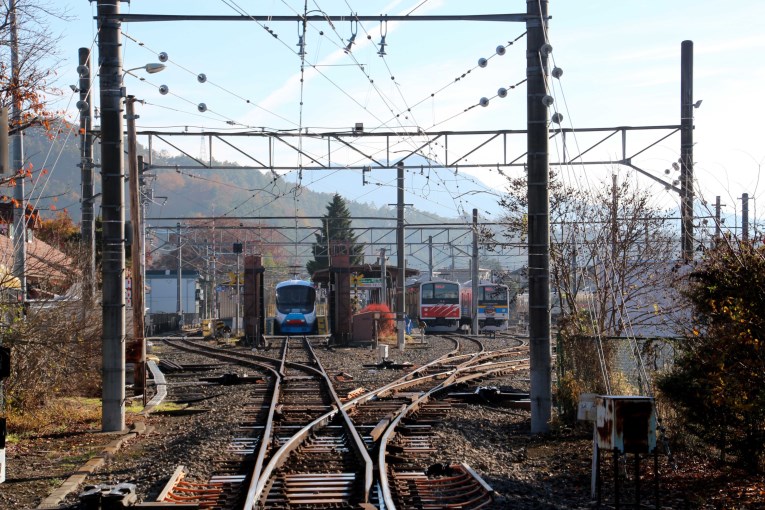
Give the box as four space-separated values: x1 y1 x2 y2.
306 194 364 275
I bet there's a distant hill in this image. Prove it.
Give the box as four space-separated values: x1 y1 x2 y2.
19 125 480 224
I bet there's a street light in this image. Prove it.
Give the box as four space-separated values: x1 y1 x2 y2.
121 63 166 97
123 62 166 79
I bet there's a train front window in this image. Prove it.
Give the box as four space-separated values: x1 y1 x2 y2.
276 286 316 313
422 283 459 304
479 286 508 305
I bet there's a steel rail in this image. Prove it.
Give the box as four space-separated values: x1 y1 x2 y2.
252 336 373 508
378 354 530 509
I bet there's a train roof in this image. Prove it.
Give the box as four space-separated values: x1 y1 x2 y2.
461 280 509 287
275 279 314 289
410 278 460 286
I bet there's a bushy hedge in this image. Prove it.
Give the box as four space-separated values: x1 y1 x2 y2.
658 239 765 473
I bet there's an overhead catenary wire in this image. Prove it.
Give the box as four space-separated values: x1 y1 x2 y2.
100 3 532 266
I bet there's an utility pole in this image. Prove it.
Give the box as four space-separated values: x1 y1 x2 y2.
471 209 479 335
79 47 95 305
527 0 552 434
212 238 217 319
379 248 386 306
0 106 7 484
611 174 618 257
205 242 210 319
126 96 145 398
138 155 147 334
396 161 405 351
10 0 26 302
715 196 721 241
177 222 182 327
742 193 749 242
428 236 433 279
680 40 695 262
234 242 242 335
98 0 126 433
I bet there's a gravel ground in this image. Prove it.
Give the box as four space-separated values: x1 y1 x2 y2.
1 334 763 509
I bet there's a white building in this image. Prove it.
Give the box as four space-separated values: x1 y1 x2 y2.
145 269 200 318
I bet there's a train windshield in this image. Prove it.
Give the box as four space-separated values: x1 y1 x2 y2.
421 282 459 303
479 286 508 304
276 285 316 313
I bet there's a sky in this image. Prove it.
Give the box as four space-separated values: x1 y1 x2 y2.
42 0 765 233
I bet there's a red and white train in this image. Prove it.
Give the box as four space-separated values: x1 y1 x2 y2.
406 278 511 334
405 278 461 333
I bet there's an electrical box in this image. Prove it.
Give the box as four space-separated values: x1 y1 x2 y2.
596 395 656 453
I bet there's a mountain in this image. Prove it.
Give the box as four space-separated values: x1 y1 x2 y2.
19 126 487 224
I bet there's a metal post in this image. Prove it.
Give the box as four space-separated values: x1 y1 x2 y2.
98 0 126 432
126 97 145 397
715 196 721 241
79 48 95 305
236 251 241 335
611 174 618 257
450 243 455 278
471 209 479 335
396 161 406 351
212 237 217 319
0 105 6 484
10 0 26 302
680 40 694 262
205 243 210 319
138 155 147 336
379 248 387 306
742 193 749 242
177 222 182 328
527 0 552 434
428 236 433 279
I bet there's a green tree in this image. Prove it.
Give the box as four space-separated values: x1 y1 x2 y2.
658 237 765 473
306 194 364 275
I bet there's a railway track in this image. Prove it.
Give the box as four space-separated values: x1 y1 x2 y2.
137 333 529 509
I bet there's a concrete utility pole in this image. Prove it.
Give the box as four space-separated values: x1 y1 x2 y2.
527 0 552 434
715 196 721 241
471 209 479 335
177 222 182 326
379 248 387 306
10 0 26 301
742 193 749 242
396 161 406 351
78 47 95 305
98 0 126 432
428 236 433 279
680 40 695 262
126 96 145 397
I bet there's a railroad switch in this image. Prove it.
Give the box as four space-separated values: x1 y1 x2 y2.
447 385 530 405
200 373 265 385
362 359 414 370
79 482 137 509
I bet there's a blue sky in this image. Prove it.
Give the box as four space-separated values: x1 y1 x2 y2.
46 1 765 227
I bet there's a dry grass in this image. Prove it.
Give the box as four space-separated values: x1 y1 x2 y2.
7 396 102 435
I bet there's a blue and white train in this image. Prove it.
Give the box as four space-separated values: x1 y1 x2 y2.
274 279 317 335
